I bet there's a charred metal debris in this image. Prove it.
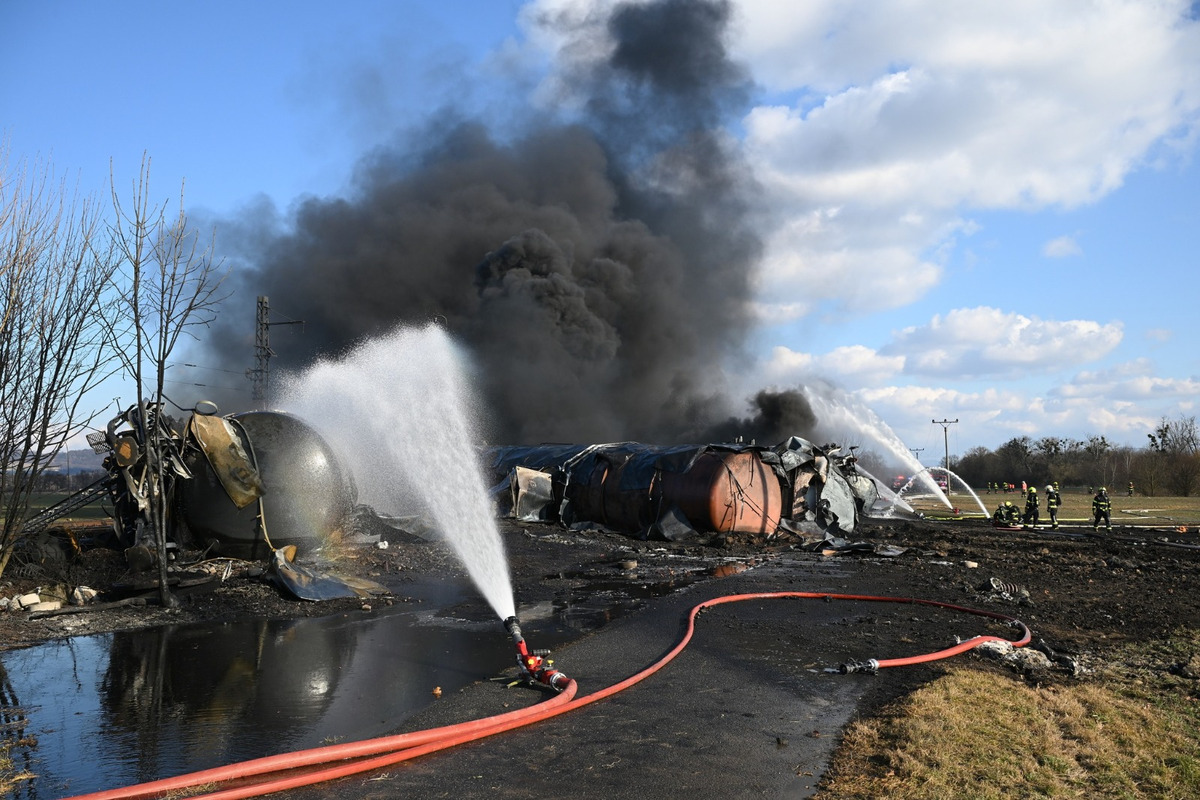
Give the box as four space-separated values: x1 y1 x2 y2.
487 437 879 544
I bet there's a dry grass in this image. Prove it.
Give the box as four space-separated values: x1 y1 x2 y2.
0 736 37 794
914 491 1200 527
815 631 1200 799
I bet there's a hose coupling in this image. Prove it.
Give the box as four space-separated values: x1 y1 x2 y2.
838 659 879 675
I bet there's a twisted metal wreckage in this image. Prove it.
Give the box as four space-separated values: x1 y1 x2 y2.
20 403 380 601
22 400 882 603
486 438 880 545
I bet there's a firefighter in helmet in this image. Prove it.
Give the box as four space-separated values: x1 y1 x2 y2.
1023 485 1040 528
1045 484 1061 530
993 500 1021 526
1092 487 1112 532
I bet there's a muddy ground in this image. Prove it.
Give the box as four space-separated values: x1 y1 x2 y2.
4 515 1198 658
3 514 1199 795
6 515 1200 676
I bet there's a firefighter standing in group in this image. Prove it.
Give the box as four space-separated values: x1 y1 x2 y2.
1045 484 1061 530
1092 486 1112 531
1023 485 1039 528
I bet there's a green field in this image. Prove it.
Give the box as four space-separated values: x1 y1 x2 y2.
905 488 1200 527
22 491 111 524
21 487 1200 529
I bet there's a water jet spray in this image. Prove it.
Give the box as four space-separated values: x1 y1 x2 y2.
281 323 517 622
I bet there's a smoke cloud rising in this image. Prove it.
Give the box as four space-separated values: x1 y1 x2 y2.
203 0 816 445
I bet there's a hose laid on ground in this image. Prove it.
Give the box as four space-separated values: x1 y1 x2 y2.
64 591 1031 800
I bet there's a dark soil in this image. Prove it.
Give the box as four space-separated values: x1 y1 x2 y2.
3 516 1199 753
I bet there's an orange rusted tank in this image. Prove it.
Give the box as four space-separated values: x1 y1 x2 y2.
489 443 784 536
660 450 782 534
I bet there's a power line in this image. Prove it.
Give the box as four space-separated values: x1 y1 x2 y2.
164 378 247 392
932 419 959 492
166 361 244 376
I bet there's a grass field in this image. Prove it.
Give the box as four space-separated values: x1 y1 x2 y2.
21 491 111 524
24 489 1200 529
816 632 1200 799
904 489 1200 528
816 491 1200 799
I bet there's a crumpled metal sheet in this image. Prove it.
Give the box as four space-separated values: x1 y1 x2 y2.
187 413 264 509
267 547 387 601
511 466 556 522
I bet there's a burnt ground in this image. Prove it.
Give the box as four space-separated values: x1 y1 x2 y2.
4 515 1197 657
4 515 1200 796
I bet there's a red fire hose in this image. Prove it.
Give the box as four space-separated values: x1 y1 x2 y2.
64 591 1030 800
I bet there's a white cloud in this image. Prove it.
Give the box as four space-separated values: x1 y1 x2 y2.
1056 359 1200 400
526 1 1200 321
763 344 904 386
1042 235 1082 258
881 307 1123 378
1146 328 1172 343
730 0 1200 313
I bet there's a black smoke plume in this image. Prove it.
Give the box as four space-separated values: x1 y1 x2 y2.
202 0 814 446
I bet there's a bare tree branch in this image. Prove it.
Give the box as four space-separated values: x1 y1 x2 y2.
0 150 120 576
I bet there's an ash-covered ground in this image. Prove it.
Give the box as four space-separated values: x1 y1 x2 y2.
4 515 1199 798
4 515 1197 669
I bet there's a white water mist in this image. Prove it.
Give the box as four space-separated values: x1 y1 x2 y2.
800 385 952 508
279 324 516 621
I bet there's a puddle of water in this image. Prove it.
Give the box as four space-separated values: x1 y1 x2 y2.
0 573 646 798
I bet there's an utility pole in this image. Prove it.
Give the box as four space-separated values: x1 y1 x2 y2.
246 296 303 410
932 419 959 495
908 447 924 463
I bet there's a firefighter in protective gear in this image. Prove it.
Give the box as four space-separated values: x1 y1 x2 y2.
1092 487 1112 531
1023 486 1039 528
1045 484 1061 530
993 500 1020 526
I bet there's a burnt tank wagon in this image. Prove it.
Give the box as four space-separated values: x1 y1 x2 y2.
488 437 869 540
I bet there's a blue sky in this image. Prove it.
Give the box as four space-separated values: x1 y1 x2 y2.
4 0 1199 459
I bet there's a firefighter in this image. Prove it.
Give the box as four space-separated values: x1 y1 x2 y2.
993 501 1019 526
1023 485 1039 528
1127 481 1135 497
1045 484 1061 530
1092 487 1112 532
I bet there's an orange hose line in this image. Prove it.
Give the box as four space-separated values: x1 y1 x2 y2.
63 591 1029 800
63 684 580 800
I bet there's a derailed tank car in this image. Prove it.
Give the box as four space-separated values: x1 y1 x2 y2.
178 410 357 560
487 436 874 541
67 403 356 566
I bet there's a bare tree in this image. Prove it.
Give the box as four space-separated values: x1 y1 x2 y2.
1147 415 1200 496
104 154 227 606
0 151 119 577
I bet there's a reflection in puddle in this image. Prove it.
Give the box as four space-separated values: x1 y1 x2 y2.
0 572 660 798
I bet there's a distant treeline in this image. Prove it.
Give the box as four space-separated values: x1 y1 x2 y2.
950 415 1199 497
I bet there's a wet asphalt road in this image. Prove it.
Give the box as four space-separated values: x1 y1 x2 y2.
278 553 941 800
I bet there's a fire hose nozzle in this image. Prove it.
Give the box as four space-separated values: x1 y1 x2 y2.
503 615 523 644
838 659 879 675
